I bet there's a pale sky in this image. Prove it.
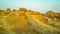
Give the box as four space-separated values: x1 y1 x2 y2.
0 0 60 13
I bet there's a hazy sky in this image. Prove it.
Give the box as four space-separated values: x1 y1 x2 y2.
0 0 60 13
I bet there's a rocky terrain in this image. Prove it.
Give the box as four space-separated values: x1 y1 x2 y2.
0 8 60 34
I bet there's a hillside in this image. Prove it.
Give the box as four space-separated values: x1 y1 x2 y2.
0 8 60 34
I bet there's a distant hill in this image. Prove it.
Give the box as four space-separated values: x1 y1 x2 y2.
44 11 60 20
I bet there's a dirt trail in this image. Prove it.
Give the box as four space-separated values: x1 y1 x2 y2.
25 12 60 32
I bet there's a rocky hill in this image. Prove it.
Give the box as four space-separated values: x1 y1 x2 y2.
0 8 60 34
44 11 60 20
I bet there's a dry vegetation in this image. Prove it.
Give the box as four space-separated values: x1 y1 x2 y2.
0 8 60 34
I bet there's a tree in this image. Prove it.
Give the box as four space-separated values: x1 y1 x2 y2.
19 8 27 12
